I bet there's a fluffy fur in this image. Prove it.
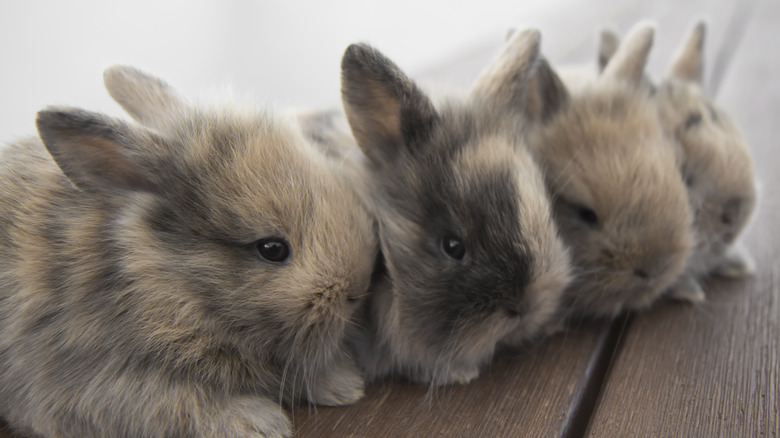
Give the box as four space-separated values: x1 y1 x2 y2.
599 22 757 301
338 30 571 386
521 22 694 319
0 66 378 438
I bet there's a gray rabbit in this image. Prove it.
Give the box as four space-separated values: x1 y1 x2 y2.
337 30 571 386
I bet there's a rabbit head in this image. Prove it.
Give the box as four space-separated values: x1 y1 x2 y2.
61 66 378 397
341 30 570 384
525 23 693 318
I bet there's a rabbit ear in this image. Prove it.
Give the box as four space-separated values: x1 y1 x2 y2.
340 43 438 167
668 20 707 84
598 28 621 73
103 65 187 132
37 107 156 193
523 57 569 122
600 21 655 87
470 28 542 112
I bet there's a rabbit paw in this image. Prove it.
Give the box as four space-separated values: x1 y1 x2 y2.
712 244 755 279
667 274 705 303
211 396 292 438
308 359 365 406
447 366 480 385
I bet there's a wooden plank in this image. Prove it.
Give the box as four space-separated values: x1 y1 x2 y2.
295 323 612 438
585 0 780 436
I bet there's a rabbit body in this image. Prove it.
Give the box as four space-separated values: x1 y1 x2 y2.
0 67 378 438
599 22 757 302
338 30 571 386
522 23 694 319
656 80 756 285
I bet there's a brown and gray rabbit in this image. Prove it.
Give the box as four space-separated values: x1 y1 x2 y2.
334 29 571 386
599 21 757 302
0 66 378 438
508 22 694 319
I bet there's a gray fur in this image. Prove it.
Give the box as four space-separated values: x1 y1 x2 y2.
0 67 378 437
339 36 570 386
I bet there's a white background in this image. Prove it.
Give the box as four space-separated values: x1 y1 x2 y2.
0 0 598 140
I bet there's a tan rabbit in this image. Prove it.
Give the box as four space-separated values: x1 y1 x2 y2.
599 21 757 301
519 22 694 319
0 66 378 438
336 29 571 386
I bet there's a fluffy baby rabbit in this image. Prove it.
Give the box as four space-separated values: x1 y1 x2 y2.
0 66 377 438
599 22 757 302
519 22 694 319
340 29 571 386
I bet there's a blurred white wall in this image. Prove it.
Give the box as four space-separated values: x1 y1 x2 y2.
0 0 588 140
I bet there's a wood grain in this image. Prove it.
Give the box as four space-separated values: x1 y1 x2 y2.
294 323 611 438
585 0 780 436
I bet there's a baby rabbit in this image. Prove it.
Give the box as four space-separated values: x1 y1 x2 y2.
599 22 757 301
0 66 378 438
515 22 693 319
339 29 571 386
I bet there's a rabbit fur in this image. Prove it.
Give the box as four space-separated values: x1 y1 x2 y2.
336 29 571 386
0 66 378 438
517 22 694 319
598 21 757 302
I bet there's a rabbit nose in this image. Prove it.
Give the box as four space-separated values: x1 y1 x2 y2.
633 257 673 282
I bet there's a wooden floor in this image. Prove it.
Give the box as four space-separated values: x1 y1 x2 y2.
1 0 778 437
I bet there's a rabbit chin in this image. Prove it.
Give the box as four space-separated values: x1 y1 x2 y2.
566 273 677 318
364 277 519 386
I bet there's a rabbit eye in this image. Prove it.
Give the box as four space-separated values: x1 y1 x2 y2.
256 238 290 262
684 111 702 130
441 235 466 260
577 206 599 227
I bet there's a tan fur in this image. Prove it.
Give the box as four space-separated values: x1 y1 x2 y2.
524 23 694 319
471 29 541 110
599 21 758 301
531 83 692 317
0 66 378 437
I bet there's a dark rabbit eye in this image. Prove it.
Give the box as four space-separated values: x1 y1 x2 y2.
577 206 599 226
441 235 466 260
683 172 695 187
256 238 290 262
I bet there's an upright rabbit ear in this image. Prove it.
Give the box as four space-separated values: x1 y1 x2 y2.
340 43 438 167
37 107 156 193
598 28 621 73
470 28 541 112
103 65 187 132
600 21 655 87
668 20 707 84
523 57 570 122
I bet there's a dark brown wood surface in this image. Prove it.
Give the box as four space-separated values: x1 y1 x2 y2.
2 0 776 437
295 325 613 438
